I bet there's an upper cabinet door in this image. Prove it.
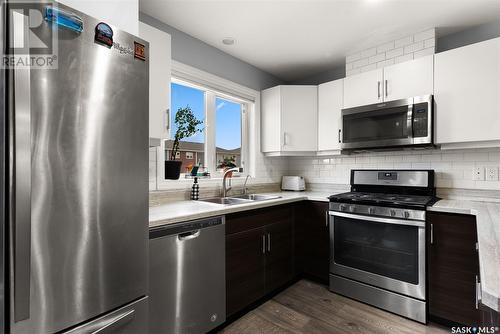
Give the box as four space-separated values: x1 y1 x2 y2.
383 55 434 102
318 79 343 152
435 38 500 145
139 22 171 140
343 69 383 108
261 86 282 153
281 86 318 152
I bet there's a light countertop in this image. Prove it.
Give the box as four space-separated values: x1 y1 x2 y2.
429 200 500 312
149 191 332 229
148 192 500 313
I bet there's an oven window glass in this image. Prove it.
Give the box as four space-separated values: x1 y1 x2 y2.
343 105 409 143
333 216 419 284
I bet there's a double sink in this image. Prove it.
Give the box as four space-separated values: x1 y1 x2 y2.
200 194 282 205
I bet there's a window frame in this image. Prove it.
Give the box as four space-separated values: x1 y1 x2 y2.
169 77 249 179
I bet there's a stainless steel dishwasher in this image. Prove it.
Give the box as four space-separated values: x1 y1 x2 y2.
149 216 226 334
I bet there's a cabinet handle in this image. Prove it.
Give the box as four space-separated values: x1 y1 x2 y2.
377 81 381 99
283 132 287 146
325 211 329 227
385 80 388 98
338 129 342 143
166 108 170 131
430 223 434 245
267 233 271 252
262 235 266 254
476 275 481 310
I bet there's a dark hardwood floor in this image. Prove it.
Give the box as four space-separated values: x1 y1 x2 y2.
220 280 449 334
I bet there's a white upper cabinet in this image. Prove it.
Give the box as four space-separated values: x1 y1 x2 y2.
139 22 171 141
318 79 343 153
383 55 434 101
343 56 434 108
434 37 500 147
261 86 318 154
343 69 383 108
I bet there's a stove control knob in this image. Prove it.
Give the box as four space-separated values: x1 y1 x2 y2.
339 204 346 211
390 210 396 217
368 207 375 214
349 205 355 212
404 211 410 219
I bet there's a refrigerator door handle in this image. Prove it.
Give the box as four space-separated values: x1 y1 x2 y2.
10 10 32 322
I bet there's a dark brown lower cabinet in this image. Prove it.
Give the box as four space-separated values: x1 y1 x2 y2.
427 211 481 326
226 227 266 317
295 201 330 283
265 219 294 294
225 205 294 317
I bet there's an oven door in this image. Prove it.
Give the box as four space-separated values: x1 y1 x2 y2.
329 211 425 300
341 98 413 150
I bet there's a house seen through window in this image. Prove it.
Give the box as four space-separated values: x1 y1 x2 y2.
167 80 246 178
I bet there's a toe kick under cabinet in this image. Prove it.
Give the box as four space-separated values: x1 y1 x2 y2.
225 204 295 317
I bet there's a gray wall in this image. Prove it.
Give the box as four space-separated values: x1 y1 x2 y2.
139 13 284 91
437 19 500 52
292 19 500 85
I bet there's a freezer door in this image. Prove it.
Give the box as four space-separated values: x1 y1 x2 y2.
9 2 149 333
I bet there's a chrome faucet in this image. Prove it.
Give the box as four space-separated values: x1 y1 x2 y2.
222 167 243 197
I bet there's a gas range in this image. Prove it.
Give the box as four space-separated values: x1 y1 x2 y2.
328 169 439 323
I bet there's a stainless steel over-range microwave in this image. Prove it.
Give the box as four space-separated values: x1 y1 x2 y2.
340 95 433 152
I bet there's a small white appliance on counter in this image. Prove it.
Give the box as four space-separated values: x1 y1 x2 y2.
281 176 306 191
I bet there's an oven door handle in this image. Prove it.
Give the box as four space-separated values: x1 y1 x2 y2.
328 211 425 228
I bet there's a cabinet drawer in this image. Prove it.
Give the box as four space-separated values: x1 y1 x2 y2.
226 205 292 235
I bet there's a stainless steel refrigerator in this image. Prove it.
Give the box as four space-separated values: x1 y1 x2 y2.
1 1 149 333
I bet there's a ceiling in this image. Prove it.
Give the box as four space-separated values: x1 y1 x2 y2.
140 0 500 82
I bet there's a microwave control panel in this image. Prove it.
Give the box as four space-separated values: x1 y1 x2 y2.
412 102 429 138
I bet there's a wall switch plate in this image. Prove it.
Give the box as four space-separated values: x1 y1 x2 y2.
486 167 499 181
472 167 485 181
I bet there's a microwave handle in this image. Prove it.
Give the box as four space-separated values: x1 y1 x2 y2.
338 129 341 143
407 103 414 139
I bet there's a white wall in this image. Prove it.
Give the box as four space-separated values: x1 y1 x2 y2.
59 0 139 35
287 148 500 190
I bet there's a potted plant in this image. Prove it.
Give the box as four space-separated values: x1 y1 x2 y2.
165 106 203 179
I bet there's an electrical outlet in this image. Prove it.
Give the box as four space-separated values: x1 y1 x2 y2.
486 167 499 181
472 167 485 181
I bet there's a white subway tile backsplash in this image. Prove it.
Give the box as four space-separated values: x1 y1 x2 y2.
361 47 377 58
377 41 395 53
352 58 369 68
414 28 435 42
395 35 413 48
345 29 436 76
359 63 377 73
346 68 361 76
424 38 436 48
404 41 424 54
385 47 404 59
377 58 395 68
369 53 386 64
395 53 414 64
346 52 361 63
414 47 435 59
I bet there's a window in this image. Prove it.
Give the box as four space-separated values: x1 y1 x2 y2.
166 82 205 173
167 79 248 178
215 97 242 172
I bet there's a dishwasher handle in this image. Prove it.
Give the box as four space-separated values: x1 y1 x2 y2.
178 230 201 241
